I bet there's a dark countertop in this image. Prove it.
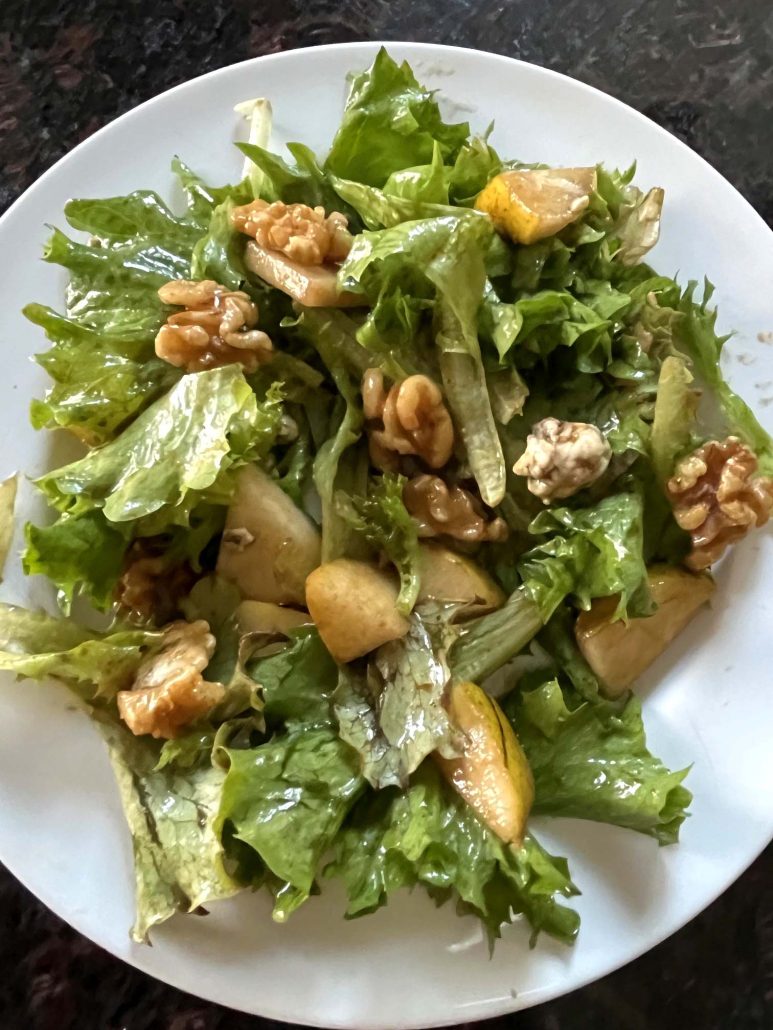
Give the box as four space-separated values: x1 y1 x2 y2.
1 1 772 1028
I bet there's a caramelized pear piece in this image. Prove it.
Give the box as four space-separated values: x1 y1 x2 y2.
234 600 311 637
575 565 715 697
305 559 410 663
244 241 366 308
475 167 597 244
436 680 534 845
417 543 505 614
216 465 321 606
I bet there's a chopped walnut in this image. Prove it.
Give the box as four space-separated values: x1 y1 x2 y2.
362 369 454 471
403 474 509 543
667 437 773 570
155 279 273 373
116 620 225 740
115 540 197 625
231 200 352 265
513 417 612 503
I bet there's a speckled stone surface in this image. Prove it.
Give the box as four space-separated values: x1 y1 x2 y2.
0 1 772 1028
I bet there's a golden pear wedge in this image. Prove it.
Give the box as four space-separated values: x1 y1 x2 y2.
475 167 597 244
436 680 534 845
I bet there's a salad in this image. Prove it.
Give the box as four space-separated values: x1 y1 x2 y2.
1 48 772 948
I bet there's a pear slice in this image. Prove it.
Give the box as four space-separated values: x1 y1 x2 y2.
575 564 715 697
234 600 311 638
216 465 321 606
244 241 366 308
417 543 505 614
436 680 534 845
475 167 597 244
305 559 410 663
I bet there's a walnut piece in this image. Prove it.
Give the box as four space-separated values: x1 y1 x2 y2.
403 474 509 543
362 369 454 471
231 200 352 265
513 417 611 503
115 540 196 625
155 279 273 373
116 620 224 740
666 437 773 570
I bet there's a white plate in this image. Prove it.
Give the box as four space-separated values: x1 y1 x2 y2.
0 40 771 1029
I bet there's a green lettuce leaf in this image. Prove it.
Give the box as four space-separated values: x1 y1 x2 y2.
217 725 364 920
249 627 338 727
324 47 469 187
23 510 128 611
26 304 178 446
291 309 366 560
650 355 699 482
334 610 459 789
335 473 420 615
672 281 773 472
507 679 691 845
0 603 158 701
36 367 280 522
339 213 506 505
326 762 579 945
522 492 651 620
100 721 240 941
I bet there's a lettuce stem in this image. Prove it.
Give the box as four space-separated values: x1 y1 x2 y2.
450 587 545 684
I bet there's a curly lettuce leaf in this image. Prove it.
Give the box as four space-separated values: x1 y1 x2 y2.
522 492 651 620
326 762 579 945
339 213 506 505
291 309 367 560
507 679 691 845
324 47 469 187
0 603 158 701
334 610 459 789
249 627 338 727
672 281 773 472
650 355 699 482
101 721 240 942
217 725 364 920
23 510 128 611
26 304 179 446
335 473 420 615
36 367 280 522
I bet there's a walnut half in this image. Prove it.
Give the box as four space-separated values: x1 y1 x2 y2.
667 437 773 570
362 369 454 471
116 620 224 739
155 279 273 373
231 200 352 265
403 474 509 543
513 417 612 503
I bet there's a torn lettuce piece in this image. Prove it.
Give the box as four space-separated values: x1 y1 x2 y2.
339 213 506 506
650 355 699 482
672 281 773 473
101 721 240 942
23 510 128 612
0 604 158 702
522 492 652 620
326 762 579 945
36 367 281 522
292 309 366 561
25 304 179 446
335 473 420 615
334 610 459 789
507 679 691 845
0 475 17 580
324 47 469 187
249 627 338 727
217 725 364 920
